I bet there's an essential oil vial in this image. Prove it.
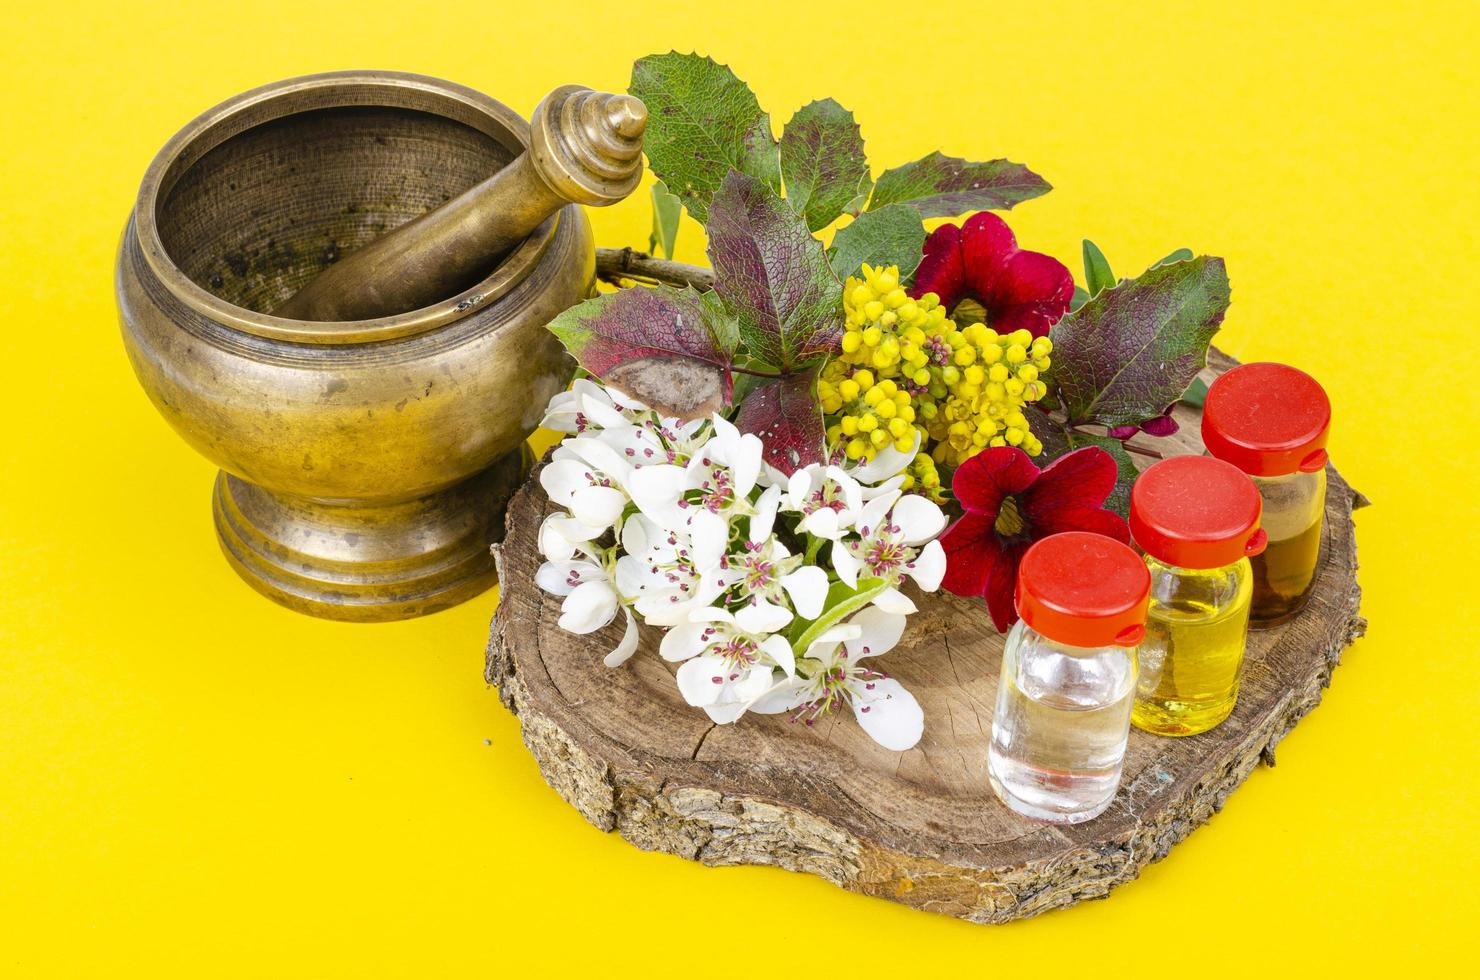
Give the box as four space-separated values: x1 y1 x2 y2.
988 532 1149 824
1129 456 1267 736
1202 363 1332 627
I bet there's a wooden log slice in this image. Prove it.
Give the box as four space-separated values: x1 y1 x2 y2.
485 349 1365 924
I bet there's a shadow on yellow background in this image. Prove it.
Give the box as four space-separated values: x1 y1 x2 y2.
2 1 1475 975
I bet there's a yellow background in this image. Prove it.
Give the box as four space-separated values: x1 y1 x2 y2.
3 1 1477 974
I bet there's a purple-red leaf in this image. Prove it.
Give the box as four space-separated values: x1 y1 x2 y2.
705 171 843 370
733 368 826 476
545 285 739 412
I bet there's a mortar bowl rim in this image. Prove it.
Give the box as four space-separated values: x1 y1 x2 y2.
132 68 554 347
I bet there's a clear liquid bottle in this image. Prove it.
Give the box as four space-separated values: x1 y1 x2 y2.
988 532 1149 824
1129 456 1267 735
1202 363 1332 627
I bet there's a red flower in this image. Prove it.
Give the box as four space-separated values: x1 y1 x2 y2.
940 446 1130 632
910 212 1074 338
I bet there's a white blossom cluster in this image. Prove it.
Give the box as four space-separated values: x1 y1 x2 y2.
534 380 948 751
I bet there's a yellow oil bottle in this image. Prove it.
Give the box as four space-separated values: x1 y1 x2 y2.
1128 456 1267 737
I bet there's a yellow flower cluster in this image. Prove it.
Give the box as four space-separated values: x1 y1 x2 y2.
819 263 1054 475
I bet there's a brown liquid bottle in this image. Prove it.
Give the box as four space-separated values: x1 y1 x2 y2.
1201 363 1332 628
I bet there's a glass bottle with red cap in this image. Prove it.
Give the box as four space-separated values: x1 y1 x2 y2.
1129 455 1268 736
987 531 1150 824
1202 363 1332 626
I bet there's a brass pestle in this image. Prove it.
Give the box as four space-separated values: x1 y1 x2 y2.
274 84 648 322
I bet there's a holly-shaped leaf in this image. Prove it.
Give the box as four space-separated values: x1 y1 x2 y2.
1154 247 1194 268
867 151 1050 218
828 204 927 281
779 98 871 232
630 52 780 224
705 171 843 370
733 367 826 476
545 285 738 416
1049 256 1231 427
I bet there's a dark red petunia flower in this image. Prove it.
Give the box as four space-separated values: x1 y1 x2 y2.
910 212 1075 339
940 446 1130 632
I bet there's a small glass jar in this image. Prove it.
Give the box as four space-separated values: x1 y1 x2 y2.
1129 456 1268 736
1202 363 1332 627
988 532 1149 824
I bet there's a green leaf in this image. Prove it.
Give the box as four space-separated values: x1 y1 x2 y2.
732 367 826 476
788 577 889 654
1082 239 1115 296
648 180 682 259
1154 247 1194 268
866 151 1050 218
827 204 927 281
1070 285 1090 312
705 171 843 371
779 99 872 233
545 285 737 418
1049 256 1231 427
1179 375 1210 409
629 52 780 223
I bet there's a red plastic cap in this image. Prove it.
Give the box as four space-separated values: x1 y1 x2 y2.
1202 362 1331 476
1130 456 1267 569
1015 532 1150 648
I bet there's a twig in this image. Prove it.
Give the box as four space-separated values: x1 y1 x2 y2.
596 247 715 290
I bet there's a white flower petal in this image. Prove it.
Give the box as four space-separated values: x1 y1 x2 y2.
731 665 777 702
848 431 919 484
703 700 750 724
859 474 906 500
891 494 946 545
736 600 792 635
685 510 729 571
539 458 594 506
832 544 861 589
856 492 897 537
536 560 596 597
613 554 654 598
564 436 634 485
602 607 641 667
781 566 829 619
824 465 865 514
787 467 818 512
872 586 918 615
569 485 627 530
620 513 663 556
800 508 843 540
658 618 717 662
676 654 729 707
627 464 692 526
748 679 805 715
537 516 579 561
804 624 862 661
851 678 923 751
750 485 782 542
759 634 796 677
844 606 907 659
558 579 619 634
732 434 763 499
907 539 946 592
578 391 631 430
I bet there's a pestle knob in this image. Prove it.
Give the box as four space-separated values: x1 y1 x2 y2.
273 85 647 323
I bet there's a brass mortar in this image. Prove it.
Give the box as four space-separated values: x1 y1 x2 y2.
117 71 588 620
